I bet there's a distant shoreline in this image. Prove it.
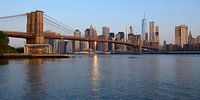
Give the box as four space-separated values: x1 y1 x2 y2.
0 53 69 59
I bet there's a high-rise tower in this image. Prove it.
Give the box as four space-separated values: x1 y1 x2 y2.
149 21 155 42
73 29 81 52
102 26 110 52
142 14 148 41
155 26 160 45
175 25 188 47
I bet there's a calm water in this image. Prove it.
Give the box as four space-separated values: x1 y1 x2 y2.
0 55 200 100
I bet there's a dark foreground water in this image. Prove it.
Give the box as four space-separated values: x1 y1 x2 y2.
0 55 200 100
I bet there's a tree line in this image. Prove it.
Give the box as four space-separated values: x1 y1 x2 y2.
0 31 24 53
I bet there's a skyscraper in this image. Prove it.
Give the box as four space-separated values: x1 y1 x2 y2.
115 32 126 52
188 31 193 44
102 26 110 52
97 35 104 51
142 14 148 41
73 29 81 52
155 26 160 45
108 33 115 52
89 25 97 51
129 26 134 35
81 29 90 51
175 25 188 47
149 21 155 42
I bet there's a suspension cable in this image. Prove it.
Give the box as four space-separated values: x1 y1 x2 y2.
44 14 74 30
44 17 74 33
44 18 74 34
0 14 26 19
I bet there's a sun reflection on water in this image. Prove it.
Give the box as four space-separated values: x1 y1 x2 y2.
91 54 99 92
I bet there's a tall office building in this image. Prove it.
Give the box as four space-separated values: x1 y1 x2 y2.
128 26 134 42
103 26 110 37
66 40 73 53
102 26 110 52
97 35 104 51
81 29 90 51
89 25 98 51
115 32 126 52
188 31 193 44
142 15 148 41
108 33 115 52
58 41 67 53
175 25 188 47
73 29 81 52
155 26 160 45
149 21 155 42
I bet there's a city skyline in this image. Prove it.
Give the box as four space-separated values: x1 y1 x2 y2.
1 0 200 47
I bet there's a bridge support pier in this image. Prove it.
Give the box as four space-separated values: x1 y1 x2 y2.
25 10 50 54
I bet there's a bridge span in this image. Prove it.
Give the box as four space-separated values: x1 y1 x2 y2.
3 30 159 51
0 10 159 54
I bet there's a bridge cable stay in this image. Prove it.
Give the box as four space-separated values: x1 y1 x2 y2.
0 14 26 19
0 14 27 32
44 17 74 34
43 18 74 35
43 15 74 35
44 14 74 30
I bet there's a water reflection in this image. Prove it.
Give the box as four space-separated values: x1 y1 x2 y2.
0 55 199 99
0 59 8 65
23 59 45 100
91 55 100 97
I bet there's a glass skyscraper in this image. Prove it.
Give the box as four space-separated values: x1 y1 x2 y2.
142 14 147 41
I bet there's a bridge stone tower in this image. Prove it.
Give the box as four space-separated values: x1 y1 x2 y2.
25 10 51 54
26 10 44 44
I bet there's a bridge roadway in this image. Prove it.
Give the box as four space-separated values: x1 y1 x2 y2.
3 30 158 50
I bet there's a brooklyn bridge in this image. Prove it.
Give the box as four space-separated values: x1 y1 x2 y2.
0 10 158 54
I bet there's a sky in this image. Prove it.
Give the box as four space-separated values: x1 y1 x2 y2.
0 0 200 47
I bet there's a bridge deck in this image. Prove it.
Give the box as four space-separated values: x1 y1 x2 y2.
2 30 158 50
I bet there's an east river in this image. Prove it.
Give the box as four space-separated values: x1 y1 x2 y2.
0 55 200 100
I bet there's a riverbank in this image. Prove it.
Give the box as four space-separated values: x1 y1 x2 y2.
0 53 69 59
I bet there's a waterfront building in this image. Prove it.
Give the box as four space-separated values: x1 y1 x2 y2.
49 39 59 53
149 21 155 43
66 40 73 53
192 36 200 44
188 31 193 44
108 33 115 52
58 41 68 53
118 32 125 40
175 25 188 47
89 25 98 51
148 21 160 48
128 33 134 43
115 32 126 52
102 26 110 52
161 40 167 51
81 29 90 51
97 35 104 51
73 29 81 52
129 26 134 35
183 32 200 51
155 26 160 46
127 33 134 51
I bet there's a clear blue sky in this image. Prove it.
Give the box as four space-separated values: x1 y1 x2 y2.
1 0 200 47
